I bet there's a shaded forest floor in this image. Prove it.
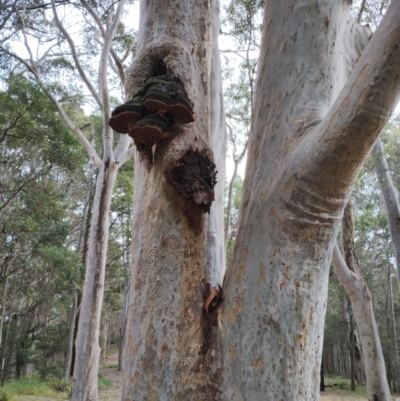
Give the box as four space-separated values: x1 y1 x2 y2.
320 375 399 401
13 350 123 401
11 353 400 401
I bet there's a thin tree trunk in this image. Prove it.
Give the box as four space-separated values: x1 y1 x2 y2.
70 181 94 378
387 263 399 392
64 174 94 381
388 273 400 392
373 137 400 294
225 160 238 246
332 241 391 400
64 291 78 380
100 311 108 362
118 212 131 372
350 312 356 391
334 201 390 399
0 275 8 354
118 281 130 372
70 3 130 396
224 131 247 252
71 161 119 401
1 315 12 384
207 0 226 288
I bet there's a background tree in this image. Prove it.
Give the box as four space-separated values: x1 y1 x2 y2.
0 1 137 399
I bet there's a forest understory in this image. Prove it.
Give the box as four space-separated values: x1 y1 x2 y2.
5 350 399 401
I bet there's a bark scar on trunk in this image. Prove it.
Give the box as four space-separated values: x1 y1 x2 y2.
165 149 217 232
193 283 222 397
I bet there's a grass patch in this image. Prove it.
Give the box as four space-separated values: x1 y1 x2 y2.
0 387 15 401
98 375 113 391
3 379 59 397
322 376 368 399
104 364 118 369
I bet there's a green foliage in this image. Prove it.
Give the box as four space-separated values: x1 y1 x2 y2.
0 388 15 401
0 75 86 171
351 0 391 28
98 375 113 390
225 176 243 260
3 379 57 397
46 375 70 393
324 375 369 398
0 0 134 386
0 72 88 382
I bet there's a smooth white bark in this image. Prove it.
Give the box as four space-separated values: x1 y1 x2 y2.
207 0 226 288
220 1 400 399
72 161 118 401
332 243 391 401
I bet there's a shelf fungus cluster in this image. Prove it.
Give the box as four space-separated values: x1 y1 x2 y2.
109 75 194 148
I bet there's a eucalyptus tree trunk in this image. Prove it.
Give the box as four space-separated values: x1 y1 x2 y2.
122 0 221 398
72 158 119 401
122 0 400 399
220 0 400 399
64 170 94 381
67 1 138 399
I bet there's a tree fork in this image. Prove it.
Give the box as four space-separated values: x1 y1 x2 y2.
220 1 400 399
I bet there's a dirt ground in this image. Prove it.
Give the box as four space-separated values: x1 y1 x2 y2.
98 350 123 401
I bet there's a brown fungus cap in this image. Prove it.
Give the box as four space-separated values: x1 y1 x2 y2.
108 110 143 134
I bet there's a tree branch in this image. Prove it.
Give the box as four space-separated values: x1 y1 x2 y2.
98 0 125 159
80 0 125 83
0 109 28 143
303 2 400 203
114 133 134 166
0 1 17 31
357 0 367 24
50 0 103 110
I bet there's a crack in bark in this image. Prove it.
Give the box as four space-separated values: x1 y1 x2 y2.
193 282 223 399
